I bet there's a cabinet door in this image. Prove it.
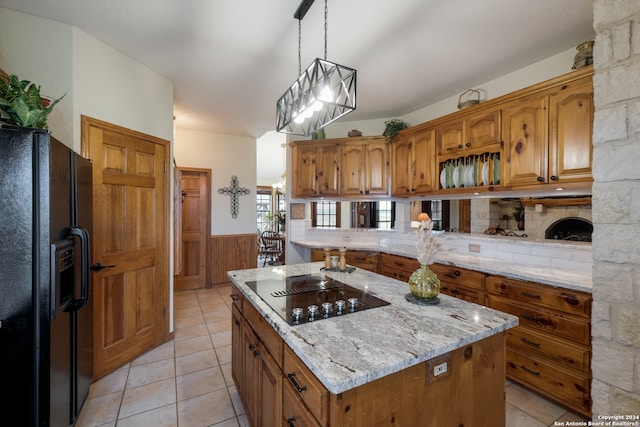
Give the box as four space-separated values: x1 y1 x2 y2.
503 95 549 186
293 145 319 197
340 144 364 196
231 305 244 390
467 109 501 151
259 346 283 427
391 135 414 196
317 144 340 196
436 119 464 155
549 79 593 183
363 141 389 196
242 325 260 426
412 129 436 194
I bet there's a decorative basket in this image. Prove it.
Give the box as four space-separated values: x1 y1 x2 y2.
457 89 480 110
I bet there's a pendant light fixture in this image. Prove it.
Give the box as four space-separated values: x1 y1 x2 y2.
276 0 357 136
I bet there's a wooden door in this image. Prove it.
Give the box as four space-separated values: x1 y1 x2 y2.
175 168 210 290
549 78 593 183
459 199 471 233
467 109 502 150
258 347 283 426
436 119 464 155
81 116 169 379
503 95 549 186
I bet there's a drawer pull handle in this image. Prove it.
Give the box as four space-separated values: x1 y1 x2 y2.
234 319 241 326
520 365 541 376
287 373 308 393
230 294 240 301
253 350 261 357
248 343 256 351
521 313 542 322
520 337 541 347
521 292 541 299
287 417 297 427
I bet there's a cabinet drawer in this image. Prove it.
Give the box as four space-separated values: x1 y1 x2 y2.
284 346 329 426
440 284 485 305
346 251 379 272
487 295 590 345
283 381 322 427
379 266 413 283
430 263 486 290
507 326 590 373
244 301 283 369
507 348 590 416
380 253 420 273
230 284 244 312
487 276 591 318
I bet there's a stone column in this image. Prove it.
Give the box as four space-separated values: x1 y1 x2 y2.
592 0 640 416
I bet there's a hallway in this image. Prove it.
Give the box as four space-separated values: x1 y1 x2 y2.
76 285 588 426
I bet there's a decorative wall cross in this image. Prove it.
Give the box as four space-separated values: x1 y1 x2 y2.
218 175 250 218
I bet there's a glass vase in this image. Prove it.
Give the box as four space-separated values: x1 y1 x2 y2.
408 264 440 300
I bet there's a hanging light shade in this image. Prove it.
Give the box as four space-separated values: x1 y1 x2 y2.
276 58 356 136
276 0 357 136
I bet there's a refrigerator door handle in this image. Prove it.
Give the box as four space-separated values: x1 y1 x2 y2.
69 226 91 310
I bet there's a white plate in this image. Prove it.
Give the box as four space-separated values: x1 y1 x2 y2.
482 161 489 186
440 168 446 189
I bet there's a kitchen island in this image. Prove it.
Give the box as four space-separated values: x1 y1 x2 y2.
228 262 518 426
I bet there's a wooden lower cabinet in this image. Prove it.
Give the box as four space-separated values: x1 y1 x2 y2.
429 263 487 305
232 283 507 427
379 252 420 282
486 276 592 417
310 249 379 272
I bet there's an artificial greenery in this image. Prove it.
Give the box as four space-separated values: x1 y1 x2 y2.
512 202 525 221
383 119 408 142
0 74 65 129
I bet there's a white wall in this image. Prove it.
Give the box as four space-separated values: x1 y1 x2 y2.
0 8 73 145
174 127 257 236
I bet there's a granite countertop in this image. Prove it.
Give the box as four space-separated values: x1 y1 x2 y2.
292 239 592 293
228 262 518 395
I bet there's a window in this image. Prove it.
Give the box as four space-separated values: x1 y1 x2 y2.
312 201 340 228
256 190 271 232
422 200 449 231
375 201 394 229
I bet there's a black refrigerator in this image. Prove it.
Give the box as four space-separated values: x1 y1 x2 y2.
0 125 93 426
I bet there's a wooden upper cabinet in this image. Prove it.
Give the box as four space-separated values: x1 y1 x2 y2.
391 128 436 196
503 94 549 186
437 109 501 157
316 143 340 196
548 77 593 183
504 73 593 187
291 141 340 198
340 137 390 197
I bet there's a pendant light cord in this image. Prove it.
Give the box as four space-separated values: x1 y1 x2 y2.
298 19 302 77
324 0 328 60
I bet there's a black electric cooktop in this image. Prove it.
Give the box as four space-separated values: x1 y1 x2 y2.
246 274 390 325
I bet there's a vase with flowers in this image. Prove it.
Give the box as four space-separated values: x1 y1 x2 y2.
408 212 441 301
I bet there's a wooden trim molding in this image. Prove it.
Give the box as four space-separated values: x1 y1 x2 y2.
521 197 592 207
210 233 258 285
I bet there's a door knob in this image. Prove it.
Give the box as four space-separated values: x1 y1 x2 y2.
90 263 115 272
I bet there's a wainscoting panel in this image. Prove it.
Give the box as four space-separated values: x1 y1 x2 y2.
210 233 257 285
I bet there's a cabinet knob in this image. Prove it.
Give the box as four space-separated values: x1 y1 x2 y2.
287 417 297 427
536 176 544 182
253 350 261 357
248 343 256 351
458 144 463 149
465 142 471 148
550 175 558 181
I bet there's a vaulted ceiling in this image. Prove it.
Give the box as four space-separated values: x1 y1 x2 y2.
0 0 594 138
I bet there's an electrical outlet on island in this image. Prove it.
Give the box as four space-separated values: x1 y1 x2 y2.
468 243 480 253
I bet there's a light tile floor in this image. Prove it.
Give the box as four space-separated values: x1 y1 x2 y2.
77 285 589 427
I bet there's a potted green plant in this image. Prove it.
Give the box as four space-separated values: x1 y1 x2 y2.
382 119 408 142
512 202 525 230
0 73 65 129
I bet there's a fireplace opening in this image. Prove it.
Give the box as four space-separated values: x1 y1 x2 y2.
545 217 593 242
